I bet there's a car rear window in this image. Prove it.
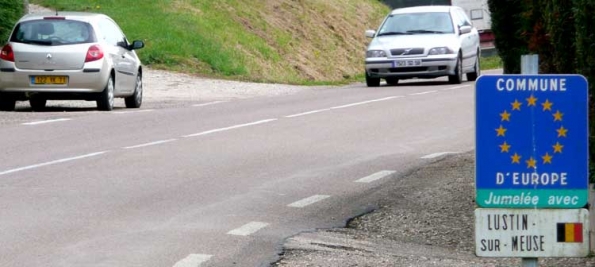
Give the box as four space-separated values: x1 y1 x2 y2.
10 19 96 46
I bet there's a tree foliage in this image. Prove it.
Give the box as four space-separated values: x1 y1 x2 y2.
0 0 24 42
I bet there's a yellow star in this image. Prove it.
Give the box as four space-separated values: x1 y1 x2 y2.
553 142 564 153
553 110 563 121
526 95 538 106
511 153 521 164
526 157 537 169
500 110 511 122
542 99 553 111
542 153 553 164
500 141 511 153
556 126 568 137
495 125 507 137
511 100 522 111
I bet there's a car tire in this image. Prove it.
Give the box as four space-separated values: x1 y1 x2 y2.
466 50 480 82
125 73 143 108
29 98 47 111
448 53 463 84
97 75 115 111
386 78 399 86
366 72 380 87
0 97 15 111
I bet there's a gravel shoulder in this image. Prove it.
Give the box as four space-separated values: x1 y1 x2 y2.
273 152 595 267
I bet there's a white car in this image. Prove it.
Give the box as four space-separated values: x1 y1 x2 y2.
364 5 480 86
0 12 145 111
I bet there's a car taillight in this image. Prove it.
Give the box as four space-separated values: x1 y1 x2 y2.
85 45 104 62
0 44 14 62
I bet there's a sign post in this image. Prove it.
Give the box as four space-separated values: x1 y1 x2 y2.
475 55 590 264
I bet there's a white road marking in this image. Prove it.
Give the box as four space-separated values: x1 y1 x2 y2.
112 109 154 114
355 170 396 183
285 109 330 118
124 139 177 149
409 90 438 96
227 222 269 236
421 152 458 159
22 118 71 125
0 151 108 176
183 119 277 138
330 96 402 109
172 254 213 267
288 195 330 208
193 101 228 107
442 85 470 91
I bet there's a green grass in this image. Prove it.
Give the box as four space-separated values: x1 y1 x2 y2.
481 55 503 70
29 1 504 84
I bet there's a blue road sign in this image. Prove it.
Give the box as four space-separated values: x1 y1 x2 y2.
475 75 589 208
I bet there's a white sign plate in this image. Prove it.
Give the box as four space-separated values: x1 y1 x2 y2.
475 208 589 257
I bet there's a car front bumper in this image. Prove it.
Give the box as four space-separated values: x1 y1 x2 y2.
365 55 458 79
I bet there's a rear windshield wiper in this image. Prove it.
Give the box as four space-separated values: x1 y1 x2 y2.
18 39 53 45
377 31 410 36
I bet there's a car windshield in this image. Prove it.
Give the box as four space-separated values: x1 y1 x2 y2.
10 19 95 45
377 12 454 35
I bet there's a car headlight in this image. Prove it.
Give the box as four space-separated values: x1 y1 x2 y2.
366 50 387 58
428 47 454 55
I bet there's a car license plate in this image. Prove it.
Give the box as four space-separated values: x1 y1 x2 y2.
393 59 422 68
31 76 68 85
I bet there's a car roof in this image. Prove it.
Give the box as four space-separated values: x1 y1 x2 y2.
390 5 455 15
17 12 108 23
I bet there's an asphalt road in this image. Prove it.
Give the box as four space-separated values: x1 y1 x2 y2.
0 75 483 267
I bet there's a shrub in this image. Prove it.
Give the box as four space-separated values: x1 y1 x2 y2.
0 0 24 42
487 0 528 74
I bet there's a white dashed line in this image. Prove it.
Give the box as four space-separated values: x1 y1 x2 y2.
193 101 228 107
442 85 470 91
123 139 177 149
22 118 71 125
421 152 458 159
112 109 154 114
409 90 438 96
288 195 330 208
183 119 277 138
285 109 330 118
172 254 212 267
227 222 269 236
355 170 396 183
330 96 402 109
0 151 108 176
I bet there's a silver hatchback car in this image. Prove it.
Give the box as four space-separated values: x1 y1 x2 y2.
0 12 145 111
364 5 480 87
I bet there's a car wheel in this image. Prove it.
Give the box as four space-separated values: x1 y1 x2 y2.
366 72 380 87
448 53 463 84
466 50 480 82
125 73 143 108
97 75 115 111
29 98 47 111
386 78 399 86
0 97 15 111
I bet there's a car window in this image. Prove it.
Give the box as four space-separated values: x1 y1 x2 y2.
10 19 94 45
455 9 472 27
98 18 127 47
378 12 454 34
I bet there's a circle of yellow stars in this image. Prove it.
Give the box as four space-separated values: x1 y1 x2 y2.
495 95 566 169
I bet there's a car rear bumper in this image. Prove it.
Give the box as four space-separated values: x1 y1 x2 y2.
365 55 458 79
0 69 108 93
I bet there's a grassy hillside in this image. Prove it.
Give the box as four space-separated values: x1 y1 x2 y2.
31 0 390 84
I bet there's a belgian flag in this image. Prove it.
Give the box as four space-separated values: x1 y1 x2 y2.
557 223 583 243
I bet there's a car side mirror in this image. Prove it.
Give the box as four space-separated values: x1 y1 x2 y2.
365 30 376 38
459 25 472 35
130 40 145 50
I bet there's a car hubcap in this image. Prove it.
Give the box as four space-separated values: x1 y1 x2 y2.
108 78 114 107
136 77 142 103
